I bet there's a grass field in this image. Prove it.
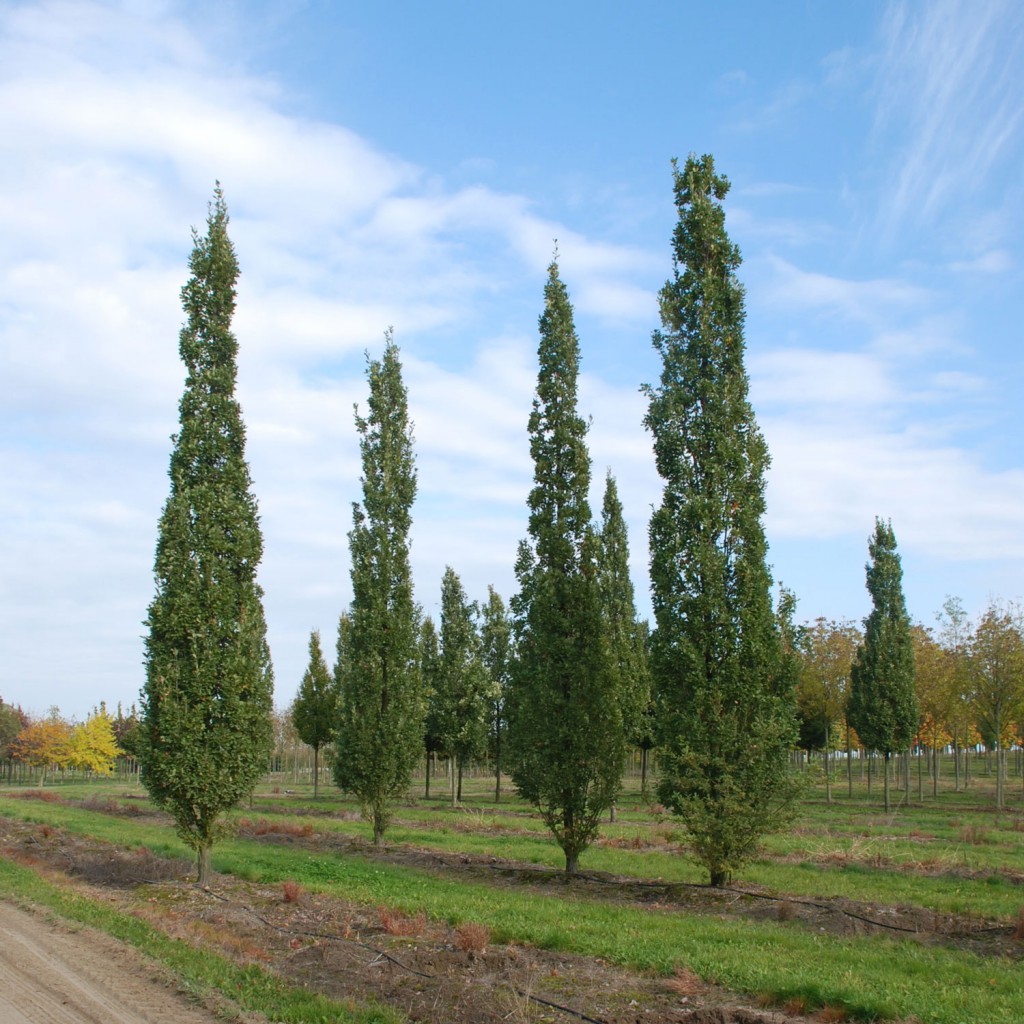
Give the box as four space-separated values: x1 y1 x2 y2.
1 761 1022 1023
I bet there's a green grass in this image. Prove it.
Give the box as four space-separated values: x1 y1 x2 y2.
0 855 401 1024
2 788 1023 1022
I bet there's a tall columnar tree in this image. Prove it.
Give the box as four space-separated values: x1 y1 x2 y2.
140 188 274 885
333 335 423 844
597 471 651 806
435 567 494 805
642 155 799 886
419 616 444 799
480 586 513 802
848 518 917 813
507 259 625 875
291 629 337 798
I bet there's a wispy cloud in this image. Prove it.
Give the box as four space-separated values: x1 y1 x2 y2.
872 0 1024 238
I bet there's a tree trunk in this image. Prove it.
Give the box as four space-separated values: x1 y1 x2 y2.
312 745 320 798
425 750 431 799
451 755 458 808
457 760 464 803
196 843 212 886
640 746 649 799
883 751 891 813
565 851 579 875
373 812 385 846
824 722 832 805
494 731 502 803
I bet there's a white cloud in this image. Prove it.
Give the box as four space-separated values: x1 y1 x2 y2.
762 255 929 324
948 250 1014 274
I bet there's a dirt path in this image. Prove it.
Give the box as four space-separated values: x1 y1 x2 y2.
0 900 227 1024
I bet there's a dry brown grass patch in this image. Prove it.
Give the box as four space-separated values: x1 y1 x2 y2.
815 1005 849 1022
664 964 704 997
377 905 427 937
453 921 490 953
237 817 314 838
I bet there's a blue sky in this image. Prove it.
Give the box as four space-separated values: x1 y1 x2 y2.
1 0 1022 720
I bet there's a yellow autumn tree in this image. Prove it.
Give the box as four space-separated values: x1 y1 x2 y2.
68 708 122 776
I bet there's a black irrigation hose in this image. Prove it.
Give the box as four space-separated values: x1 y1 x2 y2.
196 884 611 1024
466 858 1010 938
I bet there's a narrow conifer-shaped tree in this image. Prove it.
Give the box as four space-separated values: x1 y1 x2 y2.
597 472 651 796
481 586 513 802
333 335 422 844
848 518 917 812
643 156 798 886
435 567 493 805
420 616 443 799
507 260 625 874
292 629 337 798
140 187 274 885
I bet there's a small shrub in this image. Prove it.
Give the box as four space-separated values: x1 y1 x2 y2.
281 879 304 904
775 900 795 922
959 824 991 845
377 905 426 936
454 921 489 953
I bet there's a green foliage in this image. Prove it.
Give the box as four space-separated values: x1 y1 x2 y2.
796 618 860 751
291 629 337 797
643 155 799 886
333 335 423 843
480 586 513 801
0 699 28 764
139 187 274 883
420 614 443 754
507 259 625 874
848 519 917 810
434 567 495 803
969 601 1024 809
597 472 651 750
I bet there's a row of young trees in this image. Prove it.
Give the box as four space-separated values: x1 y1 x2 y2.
798 592 1024 811
288 155 802 885
0 702 126 783
127 157 983 888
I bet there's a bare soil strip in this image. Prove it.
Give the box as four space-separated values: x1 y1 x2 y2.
0 900 226 1024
